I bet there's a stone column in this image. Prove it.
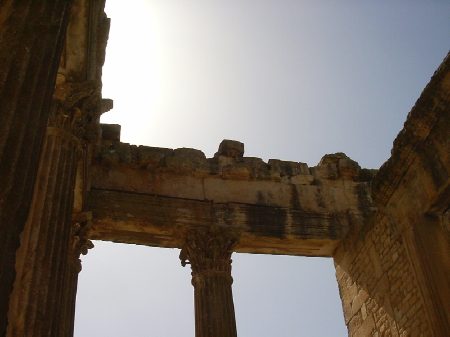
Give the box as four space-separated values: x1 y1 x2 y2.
180 227 238 337
58 212 94 337
0 2 73 334
6 82 100 337
6 127 80 337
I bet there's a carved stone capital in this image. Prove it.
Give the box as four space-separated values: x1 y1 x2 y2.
71 212 94 272
181 226 239 337
180 227 238 281
49 80 102 141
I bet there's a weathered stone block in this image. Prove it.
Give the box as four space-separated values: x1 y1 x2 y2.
163 148 208 172
222 165 251 180
137 146 173 168
242 157 270 179
317 153 360 180
351 289 369 315
268 159 309 177
215 139 244 158
100 98 114 113
100 123 121 142
290 174 314 185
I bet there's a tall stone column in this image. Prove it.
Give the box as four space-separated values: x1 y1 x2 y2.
6 82 100 337
180 227 238 337
58 212 94 337
0 2 73 334
6 127 80 337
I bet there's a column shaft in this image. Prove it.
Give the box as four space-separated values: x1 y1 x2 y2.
57 212 94 337
0 2 73 335
181 227 238 337
193 275 237 337
6 128 80 337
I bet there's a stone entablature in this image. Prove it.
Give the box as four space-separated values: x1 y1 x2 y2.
92 136 375 216
95 137 376 184
0 1 448 336
88 137 375 256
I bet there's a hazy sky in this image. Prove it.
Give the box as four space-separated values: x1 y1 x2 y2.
74 1 450 336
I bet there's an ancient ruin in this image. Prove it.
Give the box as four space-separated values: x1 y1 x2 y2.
0 1 448 337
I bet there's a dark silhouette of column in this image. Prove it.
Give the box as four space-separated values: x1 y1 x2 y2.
180 227 238 337
0 2 73 334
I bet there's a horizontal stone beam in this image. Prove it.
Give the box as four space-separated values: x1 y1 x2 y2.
89 138 375 256
92 138 375 211
88 189 356 256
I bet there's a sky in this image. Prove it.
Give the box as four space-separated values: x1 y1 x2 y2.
74 1 450 336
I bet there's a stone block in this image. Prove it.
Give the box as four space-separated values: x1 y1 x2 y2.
97 142 138 165
290 174 314 185
268 159 309 177
203 178 293 207
242 157 270 178
222 165 251 180
138 146 173 168
216 155 236 168
354 315 375 337
163 148 208 172
100 98 114 113
116 143 137 164
317 153 361 180
338 158 361 179
351 289 369 316
100 123 120 141
215 139 244 158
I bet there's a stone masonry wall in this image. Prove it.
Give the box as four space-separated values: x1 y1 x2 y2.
334 213 433 337
334 53 450 337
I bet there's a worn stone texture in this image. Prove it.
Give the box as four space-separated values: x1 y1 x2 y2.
89 136 373 256
89 53 449 337
335 213 432 337
180 227 238 337
0 2 74 335
0 1 448 336
4 1 109 337
334 53 450 337
92 136 373 212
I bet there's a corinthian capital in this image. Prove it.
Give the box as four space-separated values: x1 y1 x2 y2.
49 80 101 140
180 226 239 276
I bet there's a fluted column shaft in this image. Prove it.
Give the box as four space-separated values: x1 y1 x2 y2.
180 227 238 337
58 212 94 337
6 127 80 337
0 2 73 334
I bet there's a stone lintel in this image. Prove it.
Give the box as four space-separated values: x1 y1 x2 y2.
88 189 354 256
89 143 373 256
89 139 373 256
91 143 374 212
